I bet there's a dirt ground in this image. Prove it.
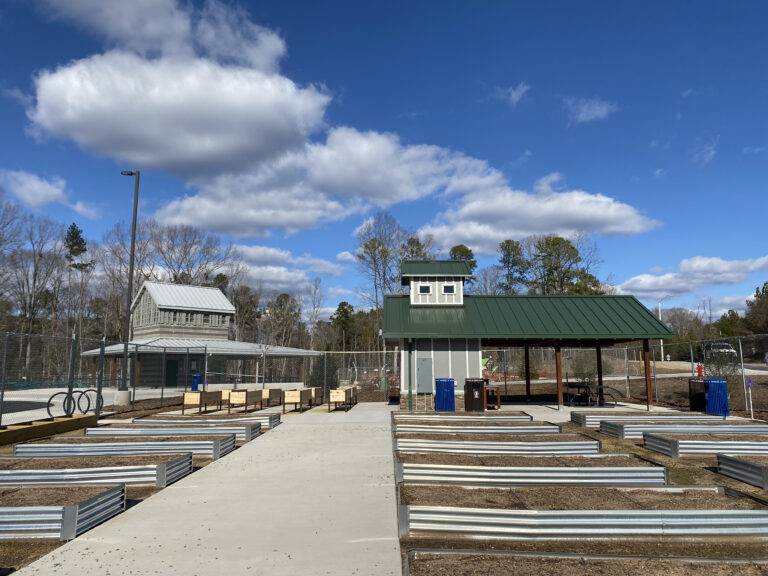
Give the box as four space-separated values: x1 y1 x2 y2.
407 553 768 576
733 455 768 466
400 485 766 510
102 396 183 419
652 433 768 442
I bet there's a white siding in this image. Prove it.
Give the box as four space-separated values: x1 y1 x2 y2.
409 277 463 306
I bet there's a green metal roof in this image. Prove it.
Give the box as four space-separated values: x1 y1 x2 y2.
382 294 674 342
401 260 472 282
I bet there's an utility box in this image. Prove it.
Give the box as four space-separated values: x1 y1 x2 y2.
705 379 729 417
464 378 487 412
688 378 707 412
435 378 455 412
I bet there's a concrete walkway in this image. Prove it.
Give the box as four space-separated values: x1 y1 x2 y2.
19 403 401 576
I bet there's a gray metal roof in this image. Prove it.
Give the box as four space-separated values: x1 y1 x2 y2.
131 282 236 314
82 337 320 357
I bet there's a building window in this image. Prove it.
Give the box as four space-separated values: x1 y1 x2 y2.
203 314 210 324
443 285 455 295
418 285 431 295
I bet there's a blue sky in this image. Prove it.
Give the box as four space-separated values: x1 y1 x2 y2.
0 0 766 318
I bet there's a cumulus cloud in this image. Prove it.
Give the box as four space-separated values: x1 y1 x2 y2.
492 82 530 108
619 255 768 300
336 251 357 264
236 243 343 280
244 265 309 295
421 173 659 255
563 96 619 124
0 169 100 218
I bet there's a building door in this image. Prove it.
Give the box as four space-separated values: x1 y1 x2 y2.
165 359 178 388
416 358 433 393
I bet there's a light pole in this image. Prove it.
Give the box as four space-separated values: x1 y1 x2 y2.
657 295 669 361
120 170 140 392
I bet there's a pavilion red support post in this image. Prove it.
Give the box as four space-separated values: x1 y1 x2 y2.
643 339 653 411
596 343 604 406
524 343 531 401
555 345 563 408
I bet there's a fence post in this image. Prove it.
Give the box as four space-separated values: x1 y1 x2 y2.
161 347 166 408
96 337 105 417
652 345 658 404
0 334 9 427
67 333 77 397
185 348 189 392
203 345 208 391
131 344 137 408
503 348 507 397
323 352 327 401
689 342 695 376
624 347 630 397
738 338 749 415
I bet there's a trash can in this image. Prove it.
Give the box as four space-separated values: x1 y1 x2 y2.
190 373 202 392
688 378 707 412
435 378 455 412
705 379 729 417
464 378 487 412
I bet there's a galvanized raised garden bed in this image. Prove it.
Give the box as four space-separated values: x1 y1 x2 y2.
15 435 236 460
571 412 725 428
398 505 768 539
138 413 281 429
396 462 668 487
0 483 126 540
717 454 768 489
600 422 768 440
394 413 533 423
394 424 561 435
395 438 600 455
0 453 192 488
86 423 261 442
644 434 768 457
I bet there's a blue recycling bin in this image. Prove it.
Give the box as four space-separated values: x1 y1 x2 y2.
705 379 729 417
435 378 455 412
190 373 202 392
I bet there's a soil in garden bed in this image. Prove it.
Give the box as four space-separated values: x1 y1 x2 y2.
655 434 768 442
408 553 768 576
23 434 233 444
0 455 184 470
142 411 269 420
101 396 183 420
400 485 768 511
0 486 112 507
395 420 545 428
398 453 654 467
396 433 587 442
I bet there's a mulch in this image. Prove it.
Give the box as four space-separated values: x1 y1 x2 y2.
0 486 113 507
0 455 181 470
655 434 768 442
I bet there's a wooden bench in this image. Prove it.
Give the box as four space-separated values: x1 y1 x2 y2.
223 389 264 414
283 388 313 413
182 391 223 415
328 385 357 412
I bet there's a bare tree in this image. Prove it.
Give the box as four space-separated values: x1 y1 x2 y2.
6 214 65 375
474 266 504 295
306 277 324 350
0 193 22 295
150 222 237 285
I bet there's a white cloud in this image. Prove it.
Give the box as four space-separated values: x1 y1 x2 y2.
328 286 357 299
681 89 694 98
29 52 329 179
711 294 752 316
421 173 658 255
563 97 619 124
619 255 768 300
336 251 357 264
743 146 766 155
653 168 666 178
235 243 343 278
245 264 309 295
692 136 719 166
492 82 530 108
0 169 101 219
0 170 67 208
